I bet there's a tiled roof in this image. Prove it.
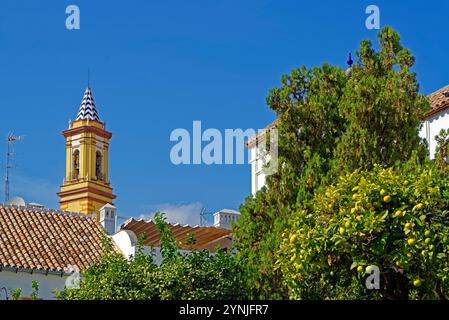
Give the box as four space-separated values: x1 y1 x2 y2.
427 84 449 118
246 84 449 147
0 205 105 273
76 86 100 121
121 218 233 252
246 120 279 148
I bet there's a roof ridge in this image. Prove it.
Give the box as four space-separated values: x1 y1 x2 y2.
0 204 96 219
125 217 227 230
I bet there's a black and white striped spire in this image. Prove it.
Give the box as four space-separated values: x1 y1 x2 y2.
76 86 100 121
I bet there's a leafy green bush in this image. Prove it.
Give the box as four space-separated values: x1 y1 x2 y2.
55 213 248 300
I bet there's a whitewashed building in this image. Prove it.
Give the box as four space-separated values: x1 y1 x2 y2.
0 204 105 300
246 121 278 195
420 84 449 159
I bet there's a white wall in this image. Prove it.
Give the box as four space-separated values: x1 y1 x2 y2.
419 109 449 159
112 230 193 265
249 145 268 195
0 270 68 300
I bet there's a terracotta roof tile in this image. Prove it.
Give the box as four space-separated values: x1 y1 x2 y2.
121 219 233 252
427 84 449 118
0 205 105 273
245 120 279 148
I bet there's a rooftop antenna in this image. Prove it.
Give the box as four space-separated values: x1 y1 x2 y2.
199 207 214 226
4 132 25 203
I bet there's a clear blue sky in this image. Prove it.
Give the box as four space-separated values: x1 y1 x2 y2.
0 0 448 225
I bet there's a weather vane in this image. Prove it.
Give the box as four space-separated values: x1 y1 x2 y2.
347 53 354 67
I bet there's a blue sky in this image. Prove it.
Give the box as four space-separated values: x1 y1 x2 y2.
0 0 448 225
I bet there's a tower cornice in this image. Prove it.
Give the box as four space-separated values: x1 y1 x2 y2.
63 123 112 139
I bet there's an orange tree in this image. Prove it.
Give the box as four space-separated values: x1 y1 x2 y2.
277 163 449 299
233 26 429 299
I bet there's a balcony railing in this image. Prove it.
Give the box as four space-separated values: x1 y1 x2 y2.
95 172 104 181
69 172 80 181
65 172 108 183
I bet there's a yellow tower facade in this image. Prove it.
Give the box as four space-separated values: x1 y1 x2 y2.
57 86 116 217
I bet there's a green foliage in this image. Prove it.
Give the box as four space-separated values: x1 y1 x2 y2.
55 212 248 300
154 212 178 261
435 129 449 173
30 280 39 300
233 26 430 299
11 288 22 300
278 164 449 299
334 27 429 172
234 63 348 299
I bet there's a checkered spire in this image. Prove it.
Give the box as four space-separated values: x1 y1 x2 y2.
76 86 100 121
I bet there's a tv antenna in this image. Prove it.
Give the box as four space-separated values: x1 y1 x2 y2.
4 132 25 203
199 207 214 226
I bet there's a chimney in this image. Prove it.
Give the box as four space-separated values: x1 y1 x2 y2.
99 203 117 235
213 209 240 230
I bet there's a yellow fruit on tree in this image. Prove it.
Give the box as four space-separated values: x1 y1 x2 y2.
413 279 422 287
425 238 431 244
289 234 298 244
416 203 424 210
365 265 374 274
357 266 364 273
344 221 351 228
407 238 416 246
405 222 412 230
425 230 431 237
394 210 402 218
380 189 387 196
350 207 357 214
383 195 392 203
339 227 345 235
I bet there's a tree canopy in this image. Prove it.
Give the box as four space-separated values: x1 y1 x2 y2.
233 26 431 299
278 162 449 299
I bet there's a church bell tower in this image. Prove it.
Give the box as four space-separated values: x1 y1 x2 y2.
57 86 116 217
